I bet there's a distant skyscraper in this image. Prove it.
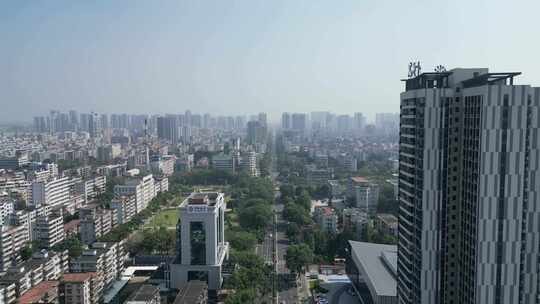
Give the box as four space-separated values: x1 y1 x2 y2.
33 116 47 133
100 114 109 129
80 113 91 132
397 68 540 304
310 111 329 131
291 113 307 131
258 112 267 127
336 114 352 134
281 112 291 130
353 112 365 133
69 110 79 131
157 116 179 144
88 112 101 138
246 120 265 145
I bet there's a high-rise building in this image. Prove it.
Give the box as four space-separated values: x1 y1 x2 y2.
157 116 179 144
88 112 102 138
281 112 291 130
397 68 540 304
353 112 366 134
291 113 307 131
246 121 265 145
169 192 228 291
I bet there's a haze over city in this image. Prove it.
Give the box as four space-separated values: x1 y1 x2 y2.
1 1 540 304
2 0 540 123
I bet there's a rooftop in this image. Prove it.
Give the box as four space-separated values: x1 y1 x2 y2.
350 176 369 183
19 281 59 304
183 192 223 207
349 241 397 297
174 280 207 304
126 284 159 302
62 272 96 283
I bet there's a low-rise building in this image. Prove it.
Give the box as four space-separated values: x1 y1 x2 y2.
342 208 369 239
313 206 338 234
347 241 397 304
18 280 59 304
212 153 235 174
375 213 398 237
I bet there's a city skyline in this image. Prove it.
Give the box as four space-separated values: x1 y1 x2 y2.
2 1 540 122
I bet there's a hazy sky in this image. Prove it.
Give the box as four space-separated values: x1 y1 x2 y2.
1 0 540 123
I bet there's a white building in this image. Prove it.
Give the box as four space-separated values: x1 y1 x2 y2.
32 214 65 248
31 177 71 209
169 192 229 291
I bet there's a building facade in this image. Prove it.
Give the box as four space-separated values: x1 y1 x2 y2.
397 68 540 304
169 192 229 291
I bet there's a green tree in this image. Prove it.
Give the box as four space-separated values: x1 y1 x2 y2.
283 203 311 226
238 203 272 232
225 288 258 304
285 244 314 275
228 231 257 252
19 245 33 261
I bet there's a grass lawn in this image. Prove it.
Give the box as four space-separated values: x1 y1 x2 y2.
145 209 178 228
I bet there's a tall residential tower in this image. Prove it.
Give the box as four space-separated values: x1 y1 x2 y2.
397 68 540 304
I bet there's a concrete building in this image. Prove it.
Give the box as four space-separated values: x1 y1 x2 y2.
157 116 179 144
114 174 155 214
211 153 235 174
110 195 137 225
150 155 175 176
313 206 338 234
31 177 71 209
375 213 398 237
342 208 369 239
169 192 229 292
19 280 59 304
125 284 160 304
75 175 107 203
347 241 397 304
349 177 379 213
398 68 540 304
32 214 65 248
240 151 258 177
281 112 291 130
79 208 117 245
70 242 123 294
61 272 99 304
0 282 17 304
306 165 333 186
0 225 30 272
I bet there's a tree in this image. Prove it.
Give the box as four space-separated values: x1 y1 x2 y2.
19 246 33 261
286 223 301 243
285 244 314 275
228 231 257 252
238 203 272 232
283 203 311 226
225 288 258 304
294 192 311 210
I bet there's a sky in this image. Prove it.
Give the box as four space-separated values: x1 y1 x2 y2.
1 0 540 123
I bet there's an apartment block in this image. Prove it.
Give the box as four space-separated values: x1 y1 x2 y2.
60 272 99 304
